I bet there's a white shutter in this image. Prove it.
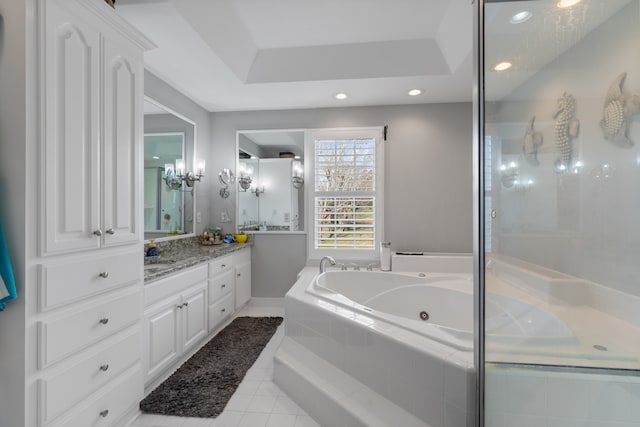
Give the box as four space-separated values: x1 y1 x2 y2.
309 132 381 255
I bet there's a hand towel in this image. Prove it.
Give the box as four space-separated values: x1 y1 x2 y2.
0 221 16 311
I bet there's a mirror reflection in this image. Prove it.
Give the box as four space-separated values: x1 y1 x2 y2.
237 130 305 232
144 99 196 239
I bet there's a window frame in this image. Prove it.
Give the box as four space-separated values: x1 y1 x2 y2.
306 127 384 261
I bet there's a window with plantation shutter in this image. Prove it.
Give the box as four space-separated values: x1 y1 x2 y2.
307 128 384 260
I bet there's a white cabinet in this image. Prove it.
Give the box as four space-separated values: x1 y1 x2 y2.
42 0 143 255
144 266 208 385
235 248 252 309
0 0 152 426
207 255 234 333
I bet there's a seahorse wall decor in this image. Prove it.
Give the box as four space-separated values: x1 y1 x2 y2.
600 72 640 147
553 92 580 171
522 116 543 166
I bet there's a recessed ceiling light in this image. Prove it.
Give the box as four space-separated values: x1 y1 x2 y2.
493 61 513 72
510 11 532 24
335 92 348 100
408 89 423 96
557 0 582 8
152 156 160 160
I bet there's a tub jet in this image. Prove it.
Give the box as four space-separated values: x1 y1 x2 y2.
419 311 430 321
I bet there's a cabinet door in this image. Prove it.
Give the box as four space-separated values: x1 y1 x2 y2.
144 297 180 383
43 0 101 254
235 263 251 309
102 31 142 246
181 284 207 354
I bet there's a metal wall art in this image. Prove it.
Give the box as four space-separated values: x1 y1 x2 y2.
553 92 580 173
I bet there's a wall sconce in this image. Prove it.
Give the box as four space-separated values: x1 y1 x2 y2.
238 163 253 191
500 161 519 188
251 181 266 197
292 160 304 189
514 178 534 193
164 158 205 190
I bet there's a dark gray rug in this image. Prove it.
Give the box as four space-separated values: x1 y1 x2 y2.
140 316 283 418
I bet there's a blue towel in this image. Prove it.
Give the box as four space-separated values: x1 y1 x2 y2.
0 221 16 311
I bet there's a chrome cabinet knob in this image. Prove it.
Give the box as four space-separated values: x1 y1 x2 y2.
99 409 109 418
106 228 115 235
176 303 183 309
183 301 189 307
99 364 109 372
221 284 226 288
221 308 226 313
237 273 241 277
99 272 109 279
93 229 103 236
99 317 109 325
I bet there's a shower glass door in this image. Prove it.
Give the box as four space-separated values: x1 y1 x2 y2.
479 0 640 425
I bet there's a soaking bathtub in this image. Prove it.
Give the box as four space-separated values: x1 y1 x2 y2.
273 255 578 427
274 265 478 427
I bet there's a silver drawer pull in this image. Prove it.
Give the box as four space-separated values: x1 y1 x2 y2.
93 229 103 236
106 228 115 235
99 317 109 325
221 264 226 268
221 284 226 288
183 301 189 307
221 308 226 313
177 303 183 309
99 272 109 279
99 409 109 418
99 364 109 372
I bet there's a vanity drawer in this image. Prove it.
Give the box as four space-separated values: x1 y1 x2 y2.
38 249 141 311
208 292 234 332
39 292 141 368
208 269 234 303
50 367 142 427
39 330 140 425
208 255 233 277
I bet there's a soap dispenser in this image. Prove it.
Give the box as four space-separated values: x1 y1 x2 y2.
146 239 159 257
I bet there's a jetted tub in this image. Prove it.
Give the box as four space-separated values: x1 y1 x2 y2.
274 256 577 427
311 271 575 351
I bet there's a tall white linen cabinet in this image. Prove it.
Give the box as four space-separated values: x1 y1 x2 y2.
0 0 154 426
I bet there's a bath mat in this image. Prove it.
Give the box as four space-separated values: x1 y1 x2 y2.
139 316 283 418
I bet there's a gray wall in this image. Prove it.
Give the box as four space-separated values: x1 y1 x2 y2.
209 103 473 297
145 71 213 234
0 1 29 425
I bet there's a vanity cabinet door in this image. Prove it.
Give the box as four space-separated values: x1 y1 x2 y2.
144 296 180 383
181 283 207 354
235 262 251 310
101 31 142 247
42 0 101 255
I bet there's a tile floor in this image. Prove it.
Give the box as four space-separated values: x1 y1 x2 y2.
130 305 321 427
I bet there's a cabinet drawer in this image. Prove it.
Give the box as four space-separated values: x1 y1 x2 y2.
38 249 141 311
39 292 141 368
208 292 234 333
39 330 140 425
50 367 142 427
208 269 234 304
144 264 207 308
208 255 233 277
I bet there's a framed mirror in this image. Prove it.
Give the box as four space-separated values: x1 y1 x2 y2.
143 98 196 240
236 129 306 233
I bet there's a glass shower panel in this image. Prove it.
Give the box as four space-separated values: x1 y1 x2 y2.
481 0 640 425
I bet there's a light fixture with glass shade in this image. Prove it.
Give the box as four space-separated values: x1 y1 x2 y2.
238 163 254 191
164 158 205 190
291 160 304 189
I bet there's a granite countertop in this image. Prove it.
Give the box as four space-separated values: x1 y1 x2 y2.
144 241 251 283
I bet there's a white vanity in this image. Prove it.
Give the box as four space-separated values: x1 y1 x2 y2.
142 246 252 392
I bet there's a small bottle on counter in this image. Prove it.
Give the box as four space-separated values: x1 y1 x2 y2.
380 241 391 271
146 240 159 257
